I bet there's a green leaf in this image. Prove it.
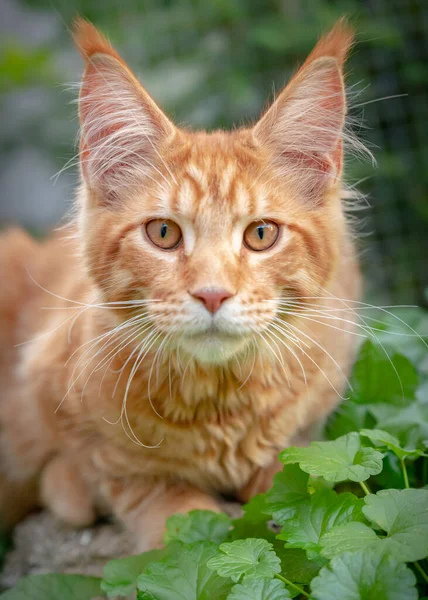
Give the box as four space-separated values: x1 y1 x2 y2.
137 541 233 600
319 522 381 559
363 489 428 562
0 574 103 600
230 495 276 543
372 452 408 490
326 402 374 440
207 539 281 583
226 578 290 600
277 548 326 584
264 465 310 525
102 548 168 597
276 489 364 557
307 476 334 494
360 428 424 460
164 510 231 545
370 400 428 449
310 549 417 600
349 340 418 406
279 433 383 483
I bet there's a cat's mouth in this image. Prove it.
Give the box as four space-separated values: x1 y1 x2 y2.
179 325 250 364
182 320 252 342
184 328 243 342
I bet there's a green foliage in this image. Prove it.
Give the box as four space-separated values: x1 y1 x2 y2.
0 45 53 92
363 489 428 562
2 334 428 599
207 539 281 583
327 325 428 450
319 521 381 559
229 494 276 543
101 548 169 597
349 340 419 407
360 429 425 461
276 489 364 557
265 465 310 525
279 432 384 483
227 578 291 600
310 549 418 600
163 510 231 545
0 575 103 600
137 541 234 600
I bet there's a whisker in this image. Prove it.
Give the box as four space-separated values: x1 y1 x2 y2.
237 339 257 390
316 286 409 398
57 314 153 413
260 329 291 388
278 319 350 397
147 331 172 416
268 322 308 387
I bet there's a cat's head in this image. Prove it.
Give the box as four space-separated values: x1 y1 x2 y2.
74 19 355 365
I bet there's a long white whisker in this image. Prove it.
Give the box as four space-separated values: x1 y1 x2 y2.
278 320 349 398
268 322 308 387
261 329 291 388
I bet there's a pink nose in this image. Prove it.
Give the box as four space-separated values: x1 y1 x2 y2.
191 288 233 314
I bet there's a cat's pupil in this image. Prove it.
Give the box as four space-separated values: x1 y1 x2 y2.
257 226 264 240
160 223 168 238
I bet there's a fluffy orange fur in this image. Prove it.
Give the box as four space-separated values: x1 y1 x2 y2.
0 19 361 549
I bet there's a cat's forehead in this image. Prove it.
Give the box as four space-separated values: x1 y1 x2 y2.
161 132 276 222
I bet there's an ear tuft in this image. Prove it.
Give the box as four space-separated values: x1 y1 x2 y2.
253 19 355 200
73 19 175 202
300 18 354 70
73 17 123 64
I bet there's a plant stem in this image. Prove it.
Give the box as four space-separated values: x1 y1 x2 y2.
359 481 371 495
415 561 428 585
400 458 410 489
274 573 310 598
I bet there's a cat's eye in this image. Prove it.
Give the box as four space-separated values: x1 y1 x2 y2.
145 219 182 250
244 220 279 251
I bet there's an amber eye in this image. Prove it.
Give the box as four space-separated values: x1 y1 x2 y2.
244 220 279 251
145 219 182 250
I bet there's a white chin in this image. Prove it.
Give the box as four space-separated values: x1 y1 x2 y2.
180 335 247 365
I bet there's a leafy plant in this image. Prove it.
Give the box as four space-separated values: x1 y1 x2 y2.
1 322 428 599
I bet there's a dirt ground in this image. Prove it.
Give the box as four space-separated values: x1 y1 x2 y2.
0 510 136 590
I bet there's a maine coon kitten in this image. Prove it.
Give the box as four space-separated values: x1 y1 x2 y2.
0 19 361 549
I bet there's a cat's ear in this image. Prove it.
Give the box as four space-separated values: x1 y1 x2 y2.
73 18 175 200
253 20 353 198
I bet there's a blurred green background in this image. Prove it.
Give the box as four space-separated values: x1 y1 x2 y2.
0 0 427 303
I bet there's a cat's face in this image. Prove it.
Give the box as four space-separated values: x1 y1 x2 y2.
75 19 352 365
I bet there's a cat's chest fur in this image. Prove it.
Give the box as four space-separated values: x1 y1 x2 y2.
70 345 312 494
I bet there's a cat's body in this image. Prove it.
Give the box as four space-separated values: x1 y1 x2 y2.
0 20 362 549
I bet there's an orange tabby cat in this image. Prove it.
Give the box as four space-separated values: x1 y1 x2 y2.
0 19 361 549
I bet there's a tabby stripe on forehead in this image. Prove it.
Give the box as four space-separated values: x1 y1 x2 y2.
233 176 257 215
172 172 204 214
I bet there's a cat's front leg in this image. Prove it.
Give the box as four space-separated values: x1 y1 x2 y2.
101 476 222 551
40 454 96 527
